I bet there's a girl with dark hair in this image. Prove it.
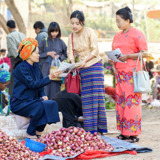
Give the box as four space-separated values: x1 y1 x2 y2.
109 7 148 142
67 10 108 135
38 22 67 99
11 38 61 139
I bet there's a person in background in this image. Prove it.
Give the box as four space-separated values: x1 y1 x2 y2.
0 68 10 111
6 20 26 97
152 65 160 99
0 49 11 70
67 10 107 135
109 7 148 143
33 21 48 45
54 90 83 128
146 56 154 79
11 38 61 139
38 22 67 100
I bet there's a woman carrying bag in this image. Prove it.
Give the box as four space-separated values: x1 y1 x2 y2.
67 10 107 135
38 22 67 99
109 7 148 143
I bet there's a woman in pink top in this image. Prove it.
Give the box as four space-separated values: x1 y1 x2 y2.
0 49 11 70
110 7 148 143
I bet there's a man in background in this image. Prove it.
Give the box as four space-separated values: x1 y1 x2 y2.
33 21 48 45
6 20 25 96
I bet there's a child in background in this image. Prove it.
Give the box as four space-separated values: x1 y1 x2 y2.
0 68 10 114
152 65 160 99
0 49 11 71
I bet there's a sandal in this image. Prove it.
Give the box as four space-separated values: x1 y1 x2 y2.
129 136 139 143
124 136 139 143
117 134 129 140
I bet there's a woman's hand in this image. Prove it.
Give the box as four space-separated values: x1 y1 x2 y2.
79 60 86 68
118 54 128 62
55 54 59 58
42 96 48 101
108 59 115 65
49 70 62 80
47 51 57 58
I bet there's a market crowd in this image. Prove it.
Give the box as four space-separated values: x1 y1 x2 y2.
0 6 155 143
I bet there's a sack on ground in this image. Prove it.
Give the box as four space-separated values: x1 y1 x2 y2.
14 115 30 129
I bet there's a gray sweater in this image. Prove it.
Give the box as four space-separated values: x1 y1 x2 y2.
35 28 48 46
6 30 26 58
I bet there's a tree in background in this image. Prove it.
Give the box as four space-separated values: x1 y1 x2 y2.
0 0 26 35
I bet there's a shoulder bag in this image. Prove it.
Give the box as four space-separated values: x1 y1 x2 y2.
133 52 151 93
65 33 81 95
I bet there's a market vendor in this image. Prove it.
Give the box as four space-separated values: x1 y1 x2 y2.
11 38 61 139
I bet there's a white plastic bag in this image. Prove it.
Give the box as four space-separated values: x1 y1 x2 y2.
50 57 61 80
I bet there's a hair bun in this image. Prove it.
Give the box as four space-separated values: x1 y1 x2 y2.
125 6 132 13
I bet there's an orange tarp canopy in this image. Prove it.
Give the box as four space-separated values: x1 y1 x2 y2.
147 10 160 19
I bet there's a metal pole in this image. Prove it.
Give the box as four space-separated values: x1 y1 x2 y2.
132 0 135 22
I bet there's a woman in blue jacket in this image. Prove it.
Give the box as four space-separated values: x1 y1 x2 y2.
11 38 61 139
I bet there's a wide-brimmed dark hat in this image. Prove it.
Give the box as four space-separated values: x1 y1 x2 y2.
151 65 160 72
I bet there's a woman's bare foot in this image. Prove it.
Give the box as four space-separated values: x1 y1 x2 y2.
97 132 103 136
26 133 38 140
36 131 43 138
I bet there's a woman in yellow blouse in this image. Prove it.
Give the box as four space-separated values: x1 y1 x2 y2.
67 10 107 134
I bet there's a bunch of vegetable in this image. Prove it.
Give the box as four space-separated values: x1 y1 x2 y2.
0 130 40 160
37 127 114 157
105 94 115 110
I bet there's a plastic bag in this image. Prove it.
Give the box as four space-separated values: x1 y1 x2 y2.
50 57 61 81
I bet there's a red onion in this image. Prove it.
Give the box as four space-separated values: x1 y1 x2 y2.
37 127 114 158
0 130 40 160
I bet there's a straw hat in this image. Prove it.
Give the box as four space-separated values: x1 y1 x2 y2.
151 65 160 72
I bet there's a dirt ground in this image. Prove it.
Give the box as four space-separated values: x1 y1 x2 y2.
97 106 160 160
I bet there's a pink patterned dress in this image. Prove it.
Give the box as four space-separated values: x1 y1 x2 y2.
112 27 148 136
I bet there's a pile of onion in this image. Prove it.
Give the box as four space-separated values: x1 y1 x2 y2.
37 127 114 157
0 130 40 160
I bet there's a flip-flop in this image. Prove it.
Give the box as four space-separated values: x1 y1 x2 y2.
117 134 128 140
124 136 139 143
129 136 139 143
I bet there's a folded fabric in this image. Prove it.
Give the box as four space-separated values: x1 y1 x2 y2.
75 150 137 159
101 136 152 153
40 149 52 157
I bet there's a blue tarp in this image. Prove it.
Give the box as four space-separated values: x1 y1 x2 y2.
40 136 152 160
